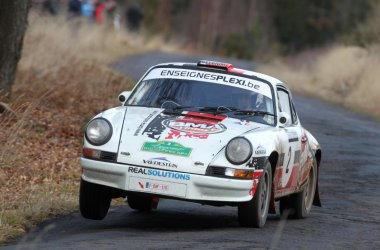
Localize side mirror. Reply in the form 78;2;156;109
118;91;131;104
279;112;291;127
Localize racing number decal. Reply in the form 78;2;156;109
285;146;292;174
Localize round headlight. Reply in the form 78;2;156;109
225;137;252;165
85;118;112;146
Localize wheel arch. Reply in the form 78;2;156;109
313;149;322;207
268;151;279;180
267;151;279;214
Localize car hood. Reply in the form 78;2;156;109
117;107;267;175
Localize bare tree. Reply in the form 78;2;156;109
0;0;31;94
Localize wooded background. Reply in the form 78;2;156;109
140;0;374;58
0;0;31;93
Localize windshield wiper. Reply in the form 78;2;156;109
198;107;275;117
231;109;276;117
162;106;195;115
198;106;233;115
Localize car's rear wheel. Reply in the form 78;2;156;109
280;157;317;219
238;161;272;228
79;179;111;220
127;193;154;211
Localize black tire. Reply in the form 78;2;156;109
79;179;111;220
280;157;317;219
238;161;272;228
127;193;153;211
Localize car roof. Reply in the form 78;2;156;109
152;61;285;89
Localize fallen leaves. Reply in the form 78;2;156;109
0;57;133;244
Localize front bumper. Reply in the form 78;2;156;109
81;157;254;203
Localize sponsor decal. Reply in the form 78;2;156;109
143;68;273;99
142;112;226;141
301;133;308;152
255;145;266;155
165;129;209;140
246;156;266;169
163;115;226;134
293;150;301;164
145;182;169;192
163;112;226;140
164;120;225;134
142;114;167;140
278;165;299;190
128;166;191;180
141;141;192;157
160;69;261;90
134;110;158;136
249;179;259;197
249;170;263;197
288;137;299;143
143;157;178;168
286;131;299;143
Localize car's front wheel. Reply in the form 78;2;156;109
127;193;154;211
280;156;317;219
79;179;111;220
238;161;272;228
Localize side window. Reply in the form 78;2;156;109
290;99;298;123
277;88;298;125
277;89;292;118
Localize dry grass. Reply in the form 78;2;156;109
0;11;151;243
257;45;380;119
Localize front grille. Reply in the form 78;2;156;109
206;166;226;177
100;151;117;162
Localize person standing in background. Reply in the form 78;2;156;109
126;2;143;33
68;0;81;19
81;0;95;21
105;0;120;31
94;1;105;24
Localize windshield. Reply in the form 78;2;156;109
126;68;275;125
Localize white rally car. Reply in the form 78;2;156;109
80;60;321;228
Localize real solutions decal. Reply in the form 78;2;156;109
128;166;190;180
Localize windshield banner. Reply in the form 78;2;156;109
143;68;272;98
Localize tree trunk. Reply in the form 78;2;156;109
0;0;31;94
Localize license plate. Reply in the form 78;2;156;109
128;176;187;198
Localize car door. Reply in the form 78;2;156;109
276;86;302;194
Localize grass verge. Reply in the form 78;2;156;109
0;12;146;244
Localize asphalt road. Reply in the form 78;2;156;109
3;51;380;250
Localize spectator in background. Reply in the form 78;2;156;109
105;0;120;31
94;1;106;24
126;2;143;33
68;0;81;18
81;0;95;20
